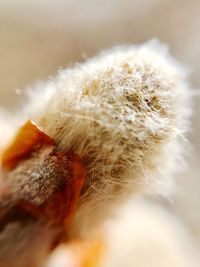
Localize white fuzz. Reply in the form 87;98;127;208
13;40;190;237
0;110;18;152
45;199;198;267
99;198;198;267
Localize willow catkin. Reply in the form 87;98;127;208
19;40;190;237
0;41;191;266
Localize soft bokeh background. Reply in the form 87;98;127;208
0;0;200;250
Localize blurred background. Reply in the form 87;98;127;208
0;0;199;251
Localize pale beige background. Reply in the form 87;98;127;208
0;0;199;248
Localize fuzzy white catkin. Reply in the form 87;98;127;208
0;41;192;267
15;40;190;237
98;198;198;267
45;199;199;267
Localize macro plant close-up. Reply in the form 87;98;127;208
0;1;200;267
